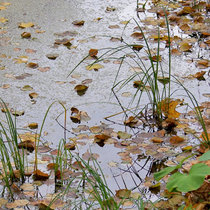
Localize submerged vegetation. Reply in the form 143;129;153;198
0;0;209;209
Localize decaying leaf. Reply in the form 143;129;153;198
94;134;110;147
179;42;192;52
18;22;34;28
157;76;170;85
21;85;33;91
27;62;39;69
170;136;185;144
124;116;138;127
151;137;164;143
72;20;85;26
46;53;59;60
115;189;131;199
74;84;88;96
19;132;40;142
29;92;39;99
64;143;76;150
82;150;99;160
18;140;35;152
5;199;29;208
131;32;143;39
160;99;181;119
33;169;49;181
11;110;24;116
86;63;104;71
0;17;8;23
193;71;206;81
117;131;132;139
14;56;28;64
89;49;98;57
196;59;209;69
28;122;38;129
21;32;31;38
132;44;143;51
151;55;162;62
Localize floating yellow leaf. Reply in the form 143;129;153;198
161;99;181;119
86;63;104;71
179;42;192;52
18;22;34;28
14;56;28;64
0;17;8;23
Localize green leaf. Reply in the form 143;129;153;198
166;163;210;192
199;150;210;161
154;166;177;181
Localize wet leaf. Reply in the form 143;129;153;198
19;132;40;142
117;131;132;139
132;44;144;51
179;42;192;52
21;85;33;91
54;38;72;48
82;150;99;160
151;137;164;143
5;199;29;208
170;136;185;144
86;63;104;71
18;22;34;28
37;67;50;72
89;126;102;134
33;169;49;181
20;183;34;191
109;25;120;29
64;143;76;150
124;116;138;127
15;73;32;80
46;53;59;60
197;59;209;69
25;48;37;53
18;140;35;152
115;189;131;199
0;17;8;23
72;20;85;26
179;24;190;31
133;80;144;88
27;62;39;69
161;99;181;119
89;49;98;57
131;32;143;39
21;32;31;38
151;55;162;62
11;110;24;116
193;71;206;81
29;92;38;99
157;76;170;85
1;84;10;89
28;122;38;129
171;48;182;56
106;7;116;12
94;134;110;147
14;56;28;63
74;84;88;96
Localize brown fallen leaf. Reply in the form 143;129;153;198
196;59;209;69
64;143;76;150
179;42;192;52
74;84;88;96
170;136;185;144
124;116;138;127
151;137;164;143
132;44;143;51
151;55;162;62
33;169;49;181
72;20;85;26
28;122;38;129
131;32;143;39
18;140;35;152
37;67;50;72
29;92;38;99
193;71;206;81
89;49;98;57
27;62;38;69
21;32;31;38
115;189;131;199
46;53;59;60
82;150;99;160
94;134;110;147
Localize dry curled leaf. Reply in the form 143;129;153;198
74;84;88;96
179;42;192;52
29;92;38;99
131;32;143;39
